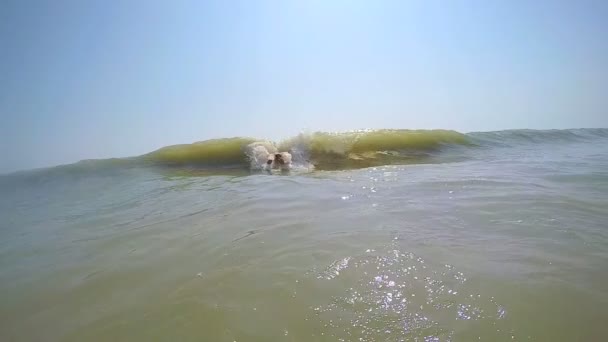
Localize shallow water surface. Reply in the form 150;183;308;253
1;129;607;341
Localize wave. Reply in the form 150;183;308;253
467;128;608;147
277;129;469;170
143;129;469;171
142;137;257;168
3;128;607;179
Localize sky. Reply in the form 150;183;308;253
1;0;607;173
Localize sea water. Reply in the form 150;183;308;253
0;129;607;341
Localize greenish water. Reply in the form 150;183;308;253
1;129;607;341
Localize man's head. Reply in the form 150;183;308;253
267;153;284;165
266;152;291;170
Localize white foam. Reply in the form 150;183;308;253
244;141;277;170
245;141;314;172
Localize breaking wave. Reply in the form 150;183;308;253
4;128;607;179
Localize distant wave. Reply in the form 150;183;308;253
467;128;608;147
3;128;607;179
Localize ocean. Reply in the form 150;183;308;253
1;128;607;341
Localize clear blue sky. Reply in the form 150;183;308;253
1;0;607;173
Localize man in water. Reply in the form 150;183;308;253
266;152;292;171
